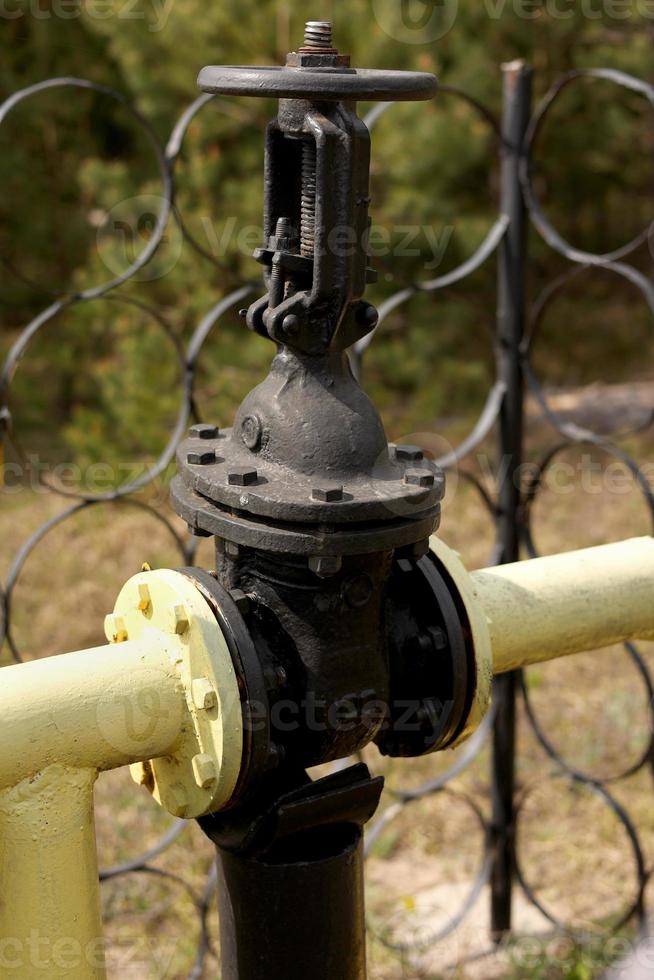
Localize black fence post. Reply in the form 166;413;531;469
490;59;533;941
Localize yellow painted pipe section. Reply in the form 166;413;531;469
0;765;105;979
470;537;654;673
0;637;184;790
0;567;244;978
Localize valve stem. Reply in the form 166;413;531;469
300;140;317;257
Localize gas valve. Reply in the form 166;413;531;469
3;26;654;980
169;23;493;815
166;23;476;810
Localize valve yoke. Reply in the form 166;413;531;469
198;36;436;356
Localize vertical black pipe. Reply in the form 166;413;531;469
490;60;532;941
216;823;368;980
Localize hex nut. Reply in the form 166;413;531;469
312;483;344;502
192;753;217;789
104;614;128;643
230;589;251;615
395;444;424;462
189;423;219;440
428;626;448;650
308;555;343;577
228;467;258;486
404;470;435;488
192;677;218;711
170;785;189;818
189;525;212;538
137;583;151;613
173;604;189;635
187;449;217;465
397;538;430;560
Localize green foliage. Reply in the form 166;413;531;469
2;0;654;468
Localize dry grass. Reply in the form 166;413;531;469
2;405;654;978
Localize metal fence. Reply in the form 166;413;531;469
2;59;654;976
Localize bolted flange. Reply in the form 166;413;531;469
108;568;244;818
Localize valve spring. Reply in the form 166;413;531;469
300;139;317;257
303;20;333;49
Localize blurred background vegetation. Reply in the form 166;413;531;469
2;0;654;479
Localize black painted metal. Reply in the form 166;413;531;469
490;60;532;941
169;33;476;841
202;764;383;980
176;31;443;567
2;41;654;980
216;829;367;980
197;67;436;103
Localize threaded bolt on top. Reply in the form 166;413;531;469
303;20;333;49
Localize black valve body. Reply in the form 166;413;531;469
170;33;476;813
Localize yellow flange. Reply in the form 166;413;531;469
429;535;654;746
429;535;493;747
109;569;243;818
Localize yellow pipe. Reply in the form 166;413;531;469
431;535;654;686
0;567;244;980
471;537;654;674
0;765;105;979
0;638;184;790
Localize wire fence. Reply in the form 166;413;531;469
2;60;654;977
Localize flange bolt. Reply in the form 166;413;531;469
189;423;219;440
394;444;424;462
312;484;344;502
228;467;259;486
404;470;435;488
187;449;216;465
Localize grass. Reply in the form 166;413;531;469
2;402;654;978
